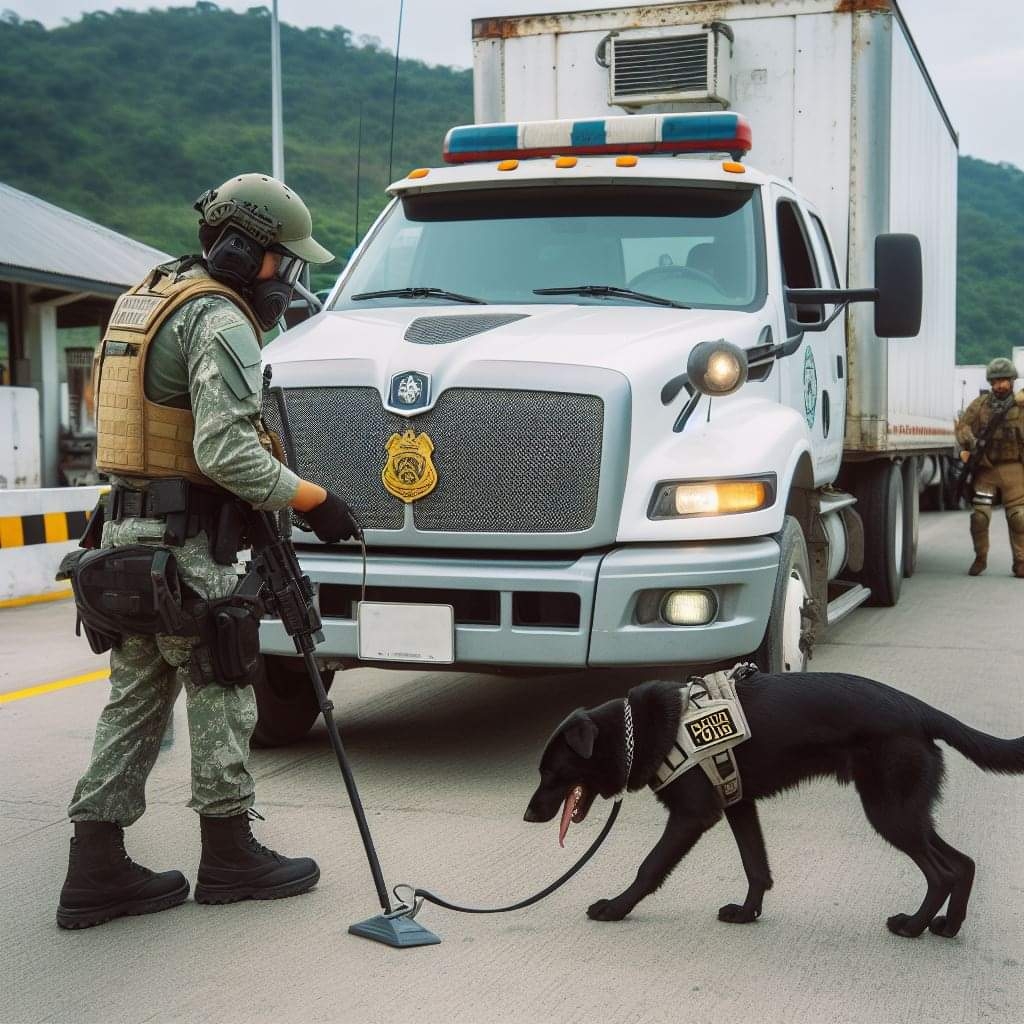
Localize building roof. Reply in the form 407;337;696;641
0;181;170;296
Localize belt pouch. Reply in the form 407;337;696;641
215;605;261;681
212;500;247;565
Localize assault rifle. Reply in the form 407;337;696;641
241;509;395;917
955;396;1016;505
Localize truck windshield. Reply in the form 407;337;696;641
332;184;766;312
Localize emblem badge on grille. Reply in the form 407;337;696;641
397;375;422;403
388;370;431;412
382;429;438;502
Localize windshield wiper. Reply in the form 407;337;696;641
351;286;487;305
533;285;690;309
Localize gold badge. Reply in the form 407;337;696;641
382;429;438;503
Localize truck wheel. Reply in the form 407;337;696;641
902;456;920;578
756;516;811;673
852;461;904;607
251;654;334;748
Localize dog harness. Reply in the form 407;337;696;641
650;663;755;806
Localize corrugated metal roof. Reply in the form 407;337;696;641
0;181;171;293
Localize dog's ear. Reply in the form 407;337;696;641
563;712;598;759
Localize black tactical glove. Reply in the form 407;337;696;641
301;490;362;543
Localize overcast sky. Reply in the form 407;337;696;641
10;0;1024;169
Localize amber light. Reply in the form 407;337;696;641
497;159;519;171
407;168;430;179
722;161;746;174
674;481;768;516
616;155;638;167
555;156;577;168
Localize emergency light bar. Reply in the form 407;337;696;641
442;112;752;164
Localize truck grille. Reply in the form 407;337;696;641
264;387;604;534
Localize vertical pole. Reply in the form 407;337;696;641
271;0;284;182
26;301;58;487
387;0;404;185
354;101;364;250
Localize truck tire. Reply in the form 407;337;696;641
755;516;811;674
852;461;904;607
251;654;334;748
902;456;920;578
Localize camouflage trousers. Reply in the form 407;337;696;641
970;461;1024;565
68;516;257;826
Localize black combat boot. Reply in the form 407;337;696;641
57;821;189;929
194;812;320;904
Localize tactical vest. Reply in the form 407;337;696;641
973;394;1023;466
94;262;262;486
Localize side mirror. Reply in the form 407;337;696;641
874;233;922;338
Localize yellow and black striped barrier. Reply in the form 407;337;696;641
0;508;91;549
0;486;106;607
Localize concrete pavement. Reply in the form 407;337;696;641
1;510;1021;1024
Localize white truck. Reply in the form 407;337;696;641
254;0;956;744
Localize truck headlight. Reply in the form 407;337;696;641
648;476;776;518
687;340;748;397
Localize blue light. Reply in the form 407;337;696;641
442;112;752;164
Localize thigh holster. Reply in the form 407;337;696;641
57;545;193;654
188;594;264;688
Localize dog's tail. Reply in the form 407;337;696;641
921;704;1024;775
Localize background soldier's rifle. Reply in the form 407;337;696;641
955;397;1015;505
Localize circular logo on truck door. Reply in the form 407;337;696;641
802;347;818;428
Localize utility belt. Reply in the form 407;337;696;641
108;478;247;566
57;544;262;690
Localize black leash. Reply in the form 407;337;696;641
392;799;621;917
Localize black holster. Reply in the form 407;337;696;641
56;545;194;655
188;595;264;688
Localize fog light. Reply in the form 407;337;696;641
660;590;717;626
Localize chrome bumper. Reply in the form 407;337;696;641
259;539;780;669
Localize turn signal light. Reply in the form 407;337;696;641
649;477;775;519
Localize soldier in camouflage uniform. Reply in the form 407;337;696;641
954;357;1024;577
58;175;360;929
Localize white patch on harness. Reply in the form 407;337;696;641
650;664;754;806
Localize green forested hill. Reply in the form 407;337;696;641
0;5;1020;361
0;5;472;289
955;157;1024;365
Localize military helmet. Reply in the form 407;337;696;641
986;357;1017;382
194;173;333;264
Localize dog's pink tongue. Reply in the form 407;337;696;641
559;786;583;848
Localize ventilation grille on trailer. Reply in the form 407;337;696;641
612;35;709;99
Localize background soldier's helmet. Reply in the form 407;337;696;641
193;173;334;264
985;357;1017;382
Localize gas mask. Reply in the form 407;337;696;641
248;251;305;332
204;227;305;331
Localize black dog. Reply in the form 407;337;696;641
524;671;1024;937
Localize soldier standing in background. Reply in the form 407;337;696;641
954;357;1024;577
57;174;360;929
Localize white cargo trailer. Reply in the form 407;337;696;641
256;0;957;744
473;0;958;455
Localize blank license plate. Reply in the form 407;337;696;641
356;602;455;664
